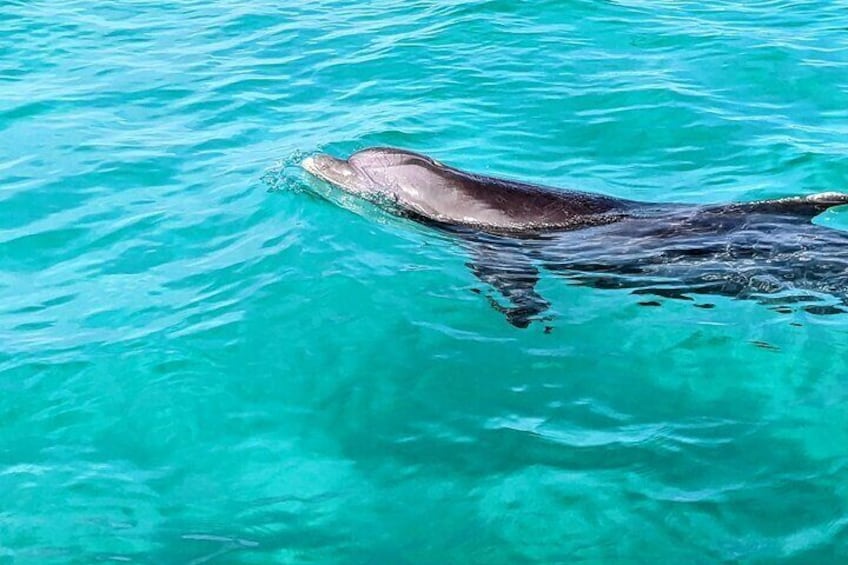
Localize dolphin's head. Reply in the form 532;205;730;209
301;147;454;211
301;152;379;197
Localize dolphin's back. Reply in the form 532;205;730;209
421;163;648;233
448;165;848;233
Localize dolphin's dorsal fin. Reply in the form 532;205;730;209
722;192;848;218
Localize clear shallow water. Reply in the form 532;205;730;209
2;0;848;562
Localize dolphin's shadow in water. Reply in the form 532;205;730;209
438;210;848;327
299;147;848;328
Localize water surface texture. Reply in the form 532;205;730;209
3;0;848;562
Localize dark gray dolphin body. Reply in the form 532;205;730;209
303;148;647;232
302;147;848;327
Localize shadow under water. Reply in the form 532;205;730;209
450;204;848;327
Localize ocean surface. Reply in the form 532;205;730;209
3;0;848;562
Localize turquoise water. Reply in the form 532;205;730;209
3;0;848;561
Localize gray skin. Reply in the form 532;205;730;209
302;147;848;327
302;148;644;233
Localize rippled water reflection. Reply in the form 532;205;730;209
2;0;848;562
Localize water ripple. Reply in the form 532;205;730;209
2;0;848;561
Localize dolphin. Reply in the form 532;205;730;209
302;147;848;327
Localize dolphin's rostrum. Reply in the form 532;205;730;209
303;147;848;327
